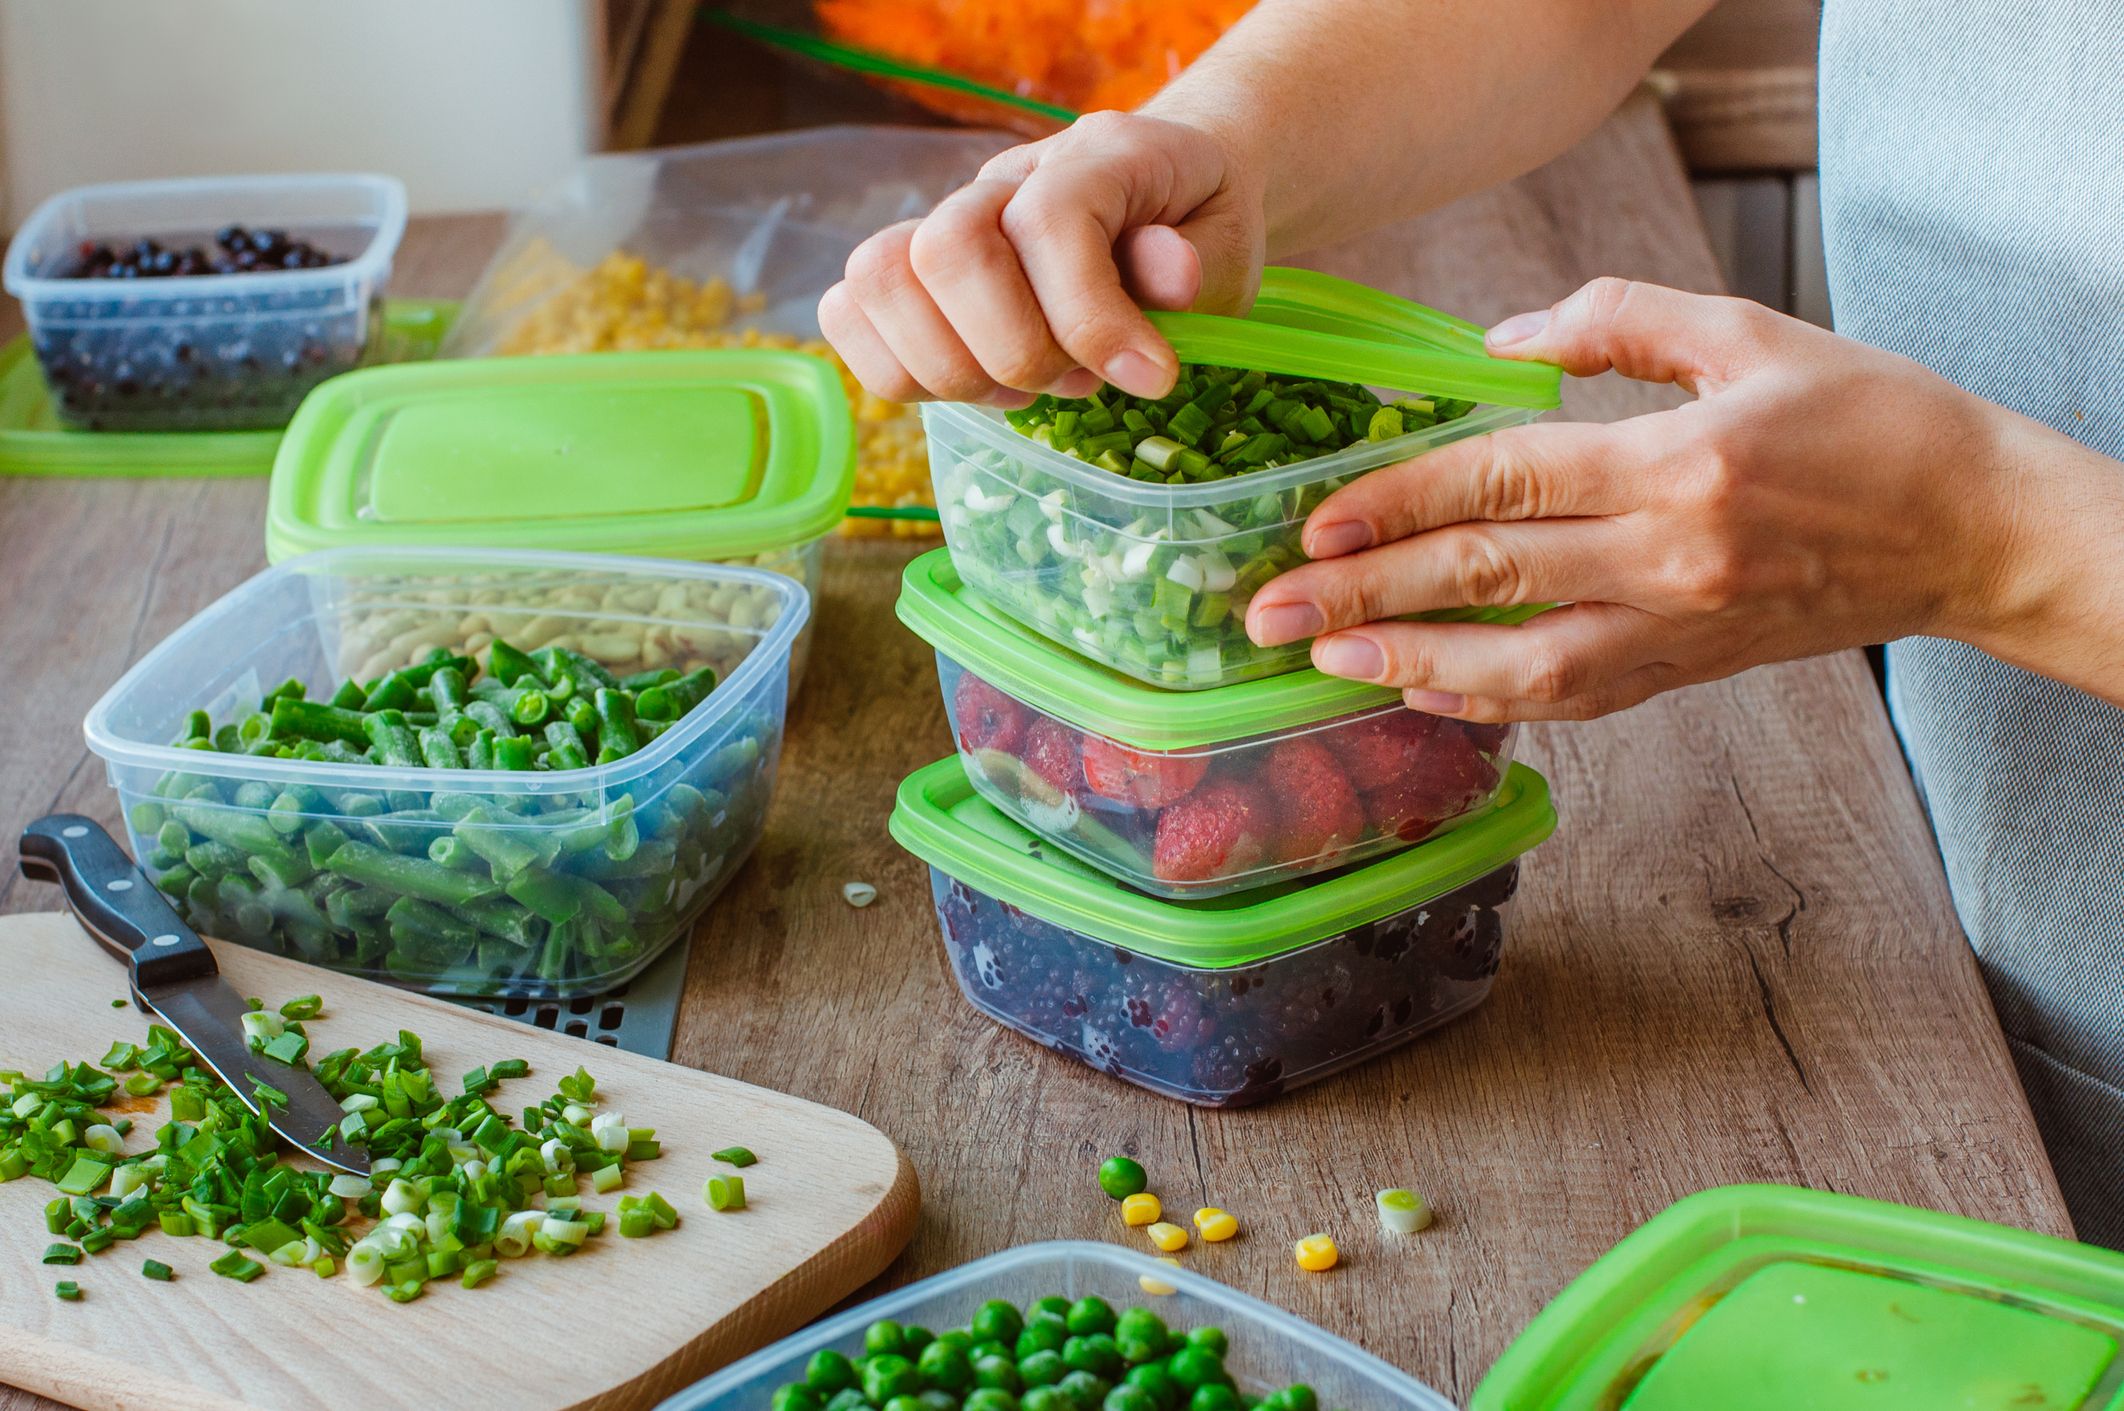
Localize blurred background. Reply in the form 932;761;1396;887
0;0;1824;322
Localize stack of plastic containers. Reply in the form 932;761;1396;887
890;269;1565;1106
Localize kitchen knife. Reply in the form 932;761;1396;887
18;814;369;1176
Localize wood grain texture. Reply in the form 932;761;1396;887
0;94;2066;1411
0;913;918;1411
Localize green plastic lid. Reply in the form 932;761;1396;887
265;348;854;563
0;299;454;479
889;754;1554;969
898;547;1408;748
1474;1185;2124;1411
1146;267;1562;410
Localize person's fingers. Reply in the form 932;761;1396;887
817;282;924;403
1410;656;1684;724
909;179;1084;395
1306;602;1676;704
1484;276;1787;394
843;220;1007;404
1248;519;1632;646
1297;421;1639;561
1114;225;1203;313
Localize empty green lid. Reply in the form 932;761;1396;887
1473;1185;2124;1411
265;349;854;563
890;754;1554;969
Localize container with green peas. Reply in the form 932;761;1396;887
653;1242;1456;1411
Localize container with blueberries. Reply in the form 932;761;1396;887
2;173;405;431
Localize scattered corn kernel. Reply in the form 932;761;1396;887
1122;1192;1163;1227
1294;1234;1340;1272
1376;1188;1434;1235
490;244;937;536
1193;1207;1240;1242
1146;1221;1190;1253
1139;1269;1177;1296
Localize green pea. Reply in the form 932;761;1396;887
808;1350;859;1394
1124;1364;1181;1411
972;1344;1013;1369
826;1392;871;1411
974;1355;1023;1393
973;1300;1026;1345
1277;1388;1317;1411
883;1396;926;1411
1023;1388;1069;1411
1018;1316;1069;1358
1031;1296;1073;1319
1066;1297;1118;1337
868;1321;910;1357
1020;1351;1067;1388
1114;1309;1168;1358
966;1392;1021;1411
1184;1329;1228;1357
773;1385;823;1411
1167;1349;1227;1391
920;1341;974;1392
865;1354;922;1404
937;1331;976;1353
918;1392;960;1411
905;1326;937;1356
1097;1156;1148;1200
1057;1371;1112;1411
1105;1388;1161;1411
1188;1388;1242;1411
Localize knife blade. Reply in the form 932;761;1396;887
19;814;369;1176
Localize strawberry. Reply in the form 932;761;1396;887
1360;727;1501;840
1460;719;1511;756
1152;779;1274;883
1264;737;1365;860
1332;709;1445;788
1081;736;1209;808
1020;718;1084;796
953;672;1028;754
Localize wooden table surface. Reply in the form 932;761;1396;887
0;93;2066;1410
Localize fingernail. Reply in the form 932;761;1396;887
1249;602;1322;647
1404;689;1466;715
1103;349;1171;398
1307;520;1372;559
1050;368;1103;398
1314;635;1384;681
1486;309;1550;349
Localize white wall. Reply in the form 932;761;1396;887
0;0;601;225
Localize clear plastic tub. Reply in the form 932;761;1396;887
656;1241;1455;1411
900;542;1516;898
891;756;1554;1107
83;547;808;1000
2;173;407;432
925;398;1542;689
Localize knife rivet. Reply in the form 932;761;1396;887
61;825;88;838
150;934;180;947
105;878;134;892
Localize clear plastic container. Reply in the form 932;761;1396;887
83;547;808;1000
925;398;1543;689
900;545;1517;898
657;1241;1455;1411
2;173;406;432
891;756;1554;1107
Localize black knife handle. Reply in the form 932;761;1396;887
19;815;217;988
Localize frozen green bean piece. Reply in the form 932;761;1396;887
592;689;641;764
270;697;370;747
324;839;501;907
636;666;718;722
485;639;544;687
418;727;465;771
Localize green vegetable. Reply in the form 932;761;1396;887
53;1280;81;1301
712;1145;758;1167
210;1250;264;1282
705;1174;746;1211
1096;1157;1146;1200
142;1258;174;1281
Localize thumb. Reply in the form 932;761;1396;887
1115;201;1263;317
1484;276;1769;394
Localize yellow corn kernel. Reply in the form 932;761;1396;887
1194;1208;1240;1243
1146;1221;1190;1253
1122;1193;1163;1227
1293;1234;1339;1272
1138;1269;1177;1296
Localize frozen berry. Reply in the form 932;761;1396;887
1080;738;1209;809
1333;709;1445;787
954;673;1029;754
1021;719;1083;796
1461;719;1511;755
1152;780;1274;883
1359;728;1500;839
1264;737;1365;861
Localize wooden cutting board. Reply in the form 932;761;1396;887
0;913;920;1411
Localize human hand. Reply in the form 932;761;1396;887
818;111;1265;407
1242;277;2038;722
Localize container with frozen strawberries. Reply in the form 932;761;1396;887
889;754;1555;1106
898;548;1517;898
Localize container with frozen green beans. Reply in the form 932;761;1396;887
83;546;808;1000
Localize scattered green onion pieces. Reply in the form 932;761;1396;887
42;1243;81;1265
712;1145;758;1168
142;1259;174;1282
211;1251;264;1282
706;1175;747;1211
54;1280;81;1301
278;995;324;1021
